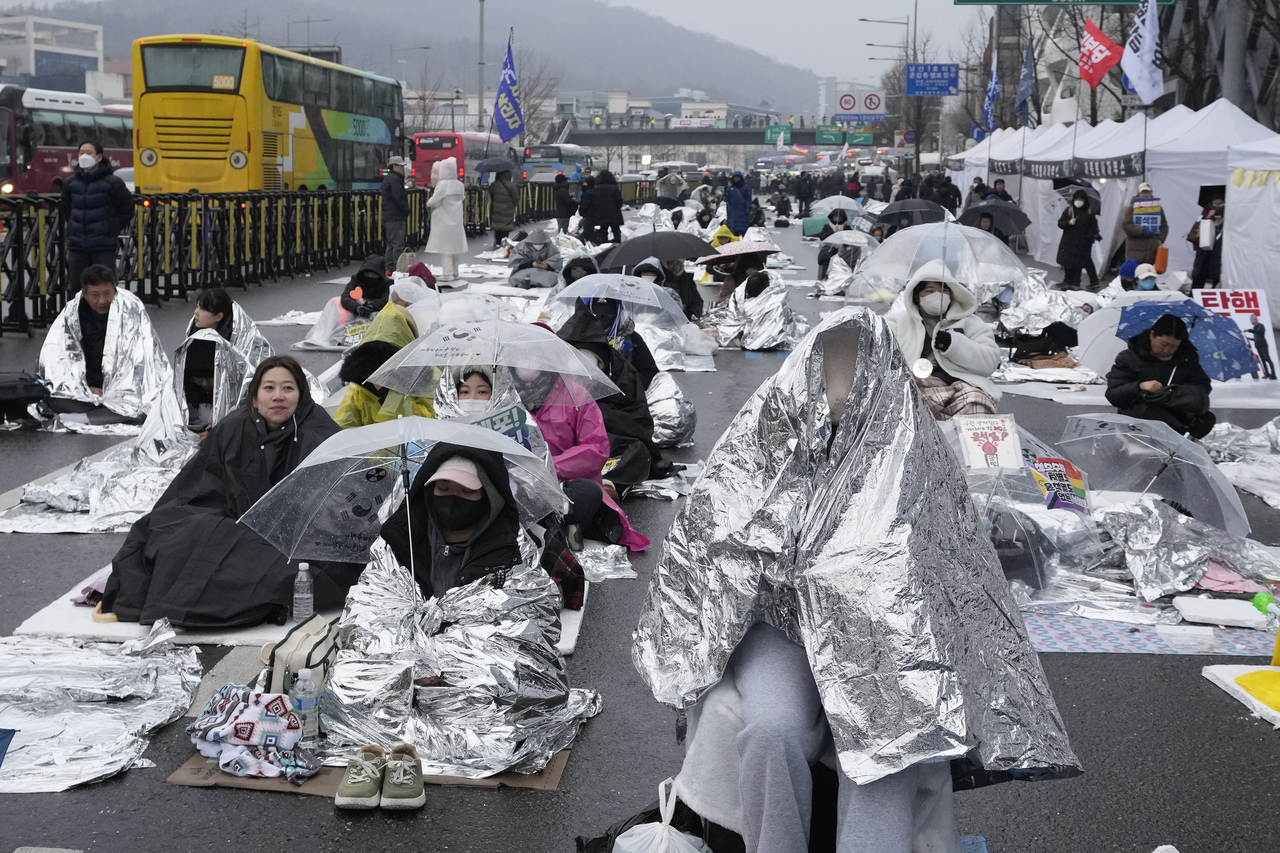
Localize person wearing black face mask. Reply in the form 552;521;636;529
379;445;525;599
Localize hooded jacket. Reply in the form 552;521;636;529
335;303;434;428
633;308;1080;788
656;171;687;200
885;260;1003;399
1056;202;1099;268
426;157;468;256
341;256;392;316
725;172;752;234
562;255;600;284
1105;329;1212;413
60;158;134;253
508;227;564;273
590;173;625;227
633;254;703;323
488;172;519;232
379;443;524;599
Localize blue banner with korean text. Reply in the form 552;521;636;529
493;37;524;142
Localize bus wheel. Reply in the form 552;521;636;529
50;180;63;193
298;184;308;191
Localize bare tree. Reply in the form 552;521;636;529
514;47;563;145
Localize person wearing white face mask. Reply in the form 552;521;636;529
1056;188;1100;291
885;259;1002;420
59;140;134;294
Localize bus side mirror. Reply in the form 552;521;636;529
18;125;31;161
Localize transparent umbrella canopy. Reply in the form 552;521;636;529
550;274;690;331
1057;413;1250;538
845;221;1032;303
811;196;873;218
368;320;621;406
821;230;881;250
239;417;566;565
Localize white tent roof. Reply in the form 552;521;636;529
1071;114;1148;162
1019;123;1075;161
1227;134;1280;170
955;128;1010;168
986;126;1034;162
1148;99;1274;170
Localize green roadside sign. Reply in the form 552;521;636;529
765;125;791;144
847;131;874;145
816;126;843;145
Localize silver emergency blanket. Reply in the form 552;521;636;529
37;287;172;434
320;541;601;777
0;620;202;793
813;254;858;299
647;371;696;448
634;322;719;372
578;544;638;581
1;311;274;534
997;269;1090;335
1095;497;1280;602
1202;416;1280;509
633;308;1080;786
704;272;809;351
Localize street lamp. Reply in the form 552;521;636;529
286;16;332;48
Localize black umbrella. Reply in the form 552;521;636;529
599;231;716;272
1054;181;1101;215
958;199;1032;236
879;199;949;227
475;157;516;174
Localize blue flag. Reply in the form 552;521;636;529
983;48;1000;132
1015;42;1036;127
493;38;524;143
0;728;15;769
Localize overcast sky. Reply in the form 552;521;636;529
599;0;983;84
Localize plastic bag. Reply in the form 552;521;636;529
614;779;710;853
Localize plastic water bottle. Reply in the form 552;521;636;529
290;667;321;740
292;562;314;623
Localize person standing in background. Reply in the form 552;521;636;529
1248;314;1277;381
1188;198;1224;288
60;140;133;292
488;168;519;248
1056;189;1100;291
553;174;578;236
425;157;467;282
1122;182;1169;266
379;156;410;271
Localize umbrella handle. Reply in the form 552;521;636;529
401;443;415;574
1139;455;1174;498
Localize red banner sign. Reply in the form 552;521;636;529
1080;19;1123;90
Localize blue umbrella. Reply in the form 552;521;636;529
1115;300;1255;381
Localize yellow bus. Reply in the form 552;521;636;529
132;35;404;193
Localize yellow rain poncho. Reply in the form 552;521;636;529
334;303;435;428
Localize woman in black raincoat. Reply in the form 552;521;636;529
1056;189;1100;291
103;357;361;627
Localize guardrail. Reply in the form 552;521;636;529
1;178;657;335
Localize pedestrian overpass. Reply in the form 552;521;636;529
561;127;833;147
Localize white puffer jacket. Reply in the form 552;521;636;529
885;259;1002;399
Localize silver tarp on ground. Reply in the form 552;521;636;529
997;270;1090;335
0;620;202;793
1;312;274;534
37;288;172;434
705;272;809;351
322;540;601;777
633;307;1080;786
647;371;696;448
1095;497;1280;601
1202;416;1280;509
577;544;638;581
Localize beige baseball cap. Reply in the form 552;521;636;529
426;456;481;490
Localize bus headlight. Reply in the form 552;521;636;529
1;183;12;194
139;148;158;167
229;151;247;169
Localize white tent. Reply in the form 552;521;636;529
1147;99;1275;276
983;126;1035;198
1223;136;1280;306
947;129;1009;190
1020;122;1104;267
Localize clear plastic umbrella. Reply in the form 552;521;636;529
811;196;872;218
368;320;621;406
239;417;566;566
550;274;690;330
844;221;1031;303
1057;413;1250;538
821;230;881;250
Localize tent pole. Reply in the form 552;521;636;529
1141;106;1149;182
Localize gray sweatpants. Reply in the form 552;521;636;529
732;623;920;853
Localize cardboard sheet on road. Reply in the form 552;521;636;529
14;575;587;656
168;749;571;795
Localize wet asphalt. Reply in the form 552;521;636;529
2;215;1279;853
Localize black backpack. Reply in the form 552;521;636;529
0;371;48;421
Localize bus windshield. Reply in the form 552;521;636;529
141;44;245;92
